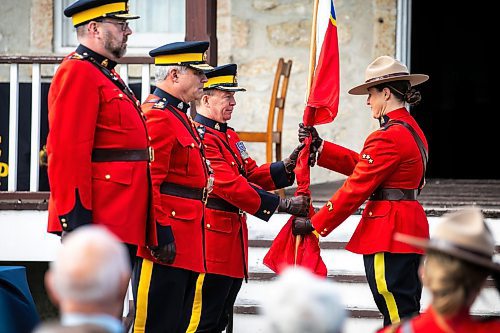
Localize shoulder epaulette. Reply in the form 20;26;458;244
151;99;167;110
379;122;396;131
69;53;87;60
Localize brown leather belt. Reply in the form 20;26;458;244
160;182;208;203
369;188;418;201
206;197;243;215
92;148;150;162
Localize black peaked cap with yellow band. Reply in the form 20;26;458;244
64;0;139;27
204;64;246;92
149;41;214;72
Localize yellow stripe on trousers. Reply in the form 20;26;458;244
185;273;206;333
374;253;400;323
133;259;154;333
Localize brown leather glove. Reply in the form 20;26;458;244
149;242;176;264
298;123;323;167
277;195;310;217
292;216;314;235
282;143;305;174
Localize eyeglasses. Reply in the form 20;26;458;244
98;20;129;32
189;68;206;77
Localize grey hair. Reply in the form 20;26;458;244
262;266;346;333
155;65;187;83
49;225;130;304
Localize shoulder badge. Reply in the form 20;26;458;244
236;141;250;159
361;153;374;164
197;125;206;140
70;53;85;60
152;99;167;110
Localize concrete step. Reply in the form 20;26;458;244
1;208;500;333
231;213;500;333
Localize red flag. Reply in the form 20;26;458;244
264;0;340;277
305;0;340;127
263;218;327;277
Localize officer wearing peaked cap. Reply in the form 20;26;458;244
46;0;157;280
149;41;214;72
64;0;140;27
191;64;309;332
132;41;215;333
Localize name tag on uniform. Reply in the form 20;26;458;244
236;141;249;159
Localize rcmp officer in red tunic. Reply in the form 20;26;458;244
47;0;158;267
132;41;215;333
293;56;430;326
192;64;310;332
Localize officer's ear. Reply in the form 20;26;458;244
87;21;99;35
383;87;391;100
202;94;210;107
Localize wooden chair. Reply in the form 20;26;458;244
237;58;293;198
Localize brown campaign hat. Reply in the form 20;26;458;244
395;207;500;272
348;55;429;95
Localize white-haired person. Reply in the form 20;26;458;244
261;266;346;333
33;225;131;333
378;207;500;333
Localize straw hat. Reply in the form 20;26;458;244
348;55;429;95
395;207;500;272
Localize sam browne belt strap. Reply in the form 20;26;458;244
160;182;208;203
206;197;243;214
91;148;150;162
369;188;418;201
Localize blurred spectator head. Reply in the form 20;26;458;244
45;225;130;314
396;206;500;315
261;266;346;333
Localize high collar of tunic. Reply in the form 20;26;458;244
76;44;117;70
194;113;228;133
153;88;191;113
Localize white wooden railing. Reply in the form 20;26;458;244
0;55;153;192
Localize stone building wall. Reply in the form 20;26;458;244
0;0;397;185
220;0;396;184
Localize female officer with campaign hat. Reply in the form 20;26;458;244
293;55;430;327
378;207;500;333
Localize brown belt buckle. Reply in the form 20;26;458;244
201;188;208;205
149;147;155;162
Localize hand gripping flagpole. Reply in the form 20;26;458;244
295;0;320;266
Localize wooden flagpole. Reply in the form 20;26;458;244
295;0;320;266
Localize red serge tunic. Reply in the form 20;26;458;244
311;108;429;254
47;45;156;246
194;114;292;278
376;306;500;333
136;89;210;273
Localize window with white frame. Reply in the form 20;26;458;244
54;0;186;55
